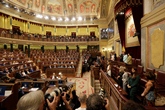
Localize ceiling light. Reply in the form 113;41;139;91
78;17;82;21
58;18;62;21
51;17;56;21
71;17;76;21
44;16;49;20
36;14;43;18
65;17;69;21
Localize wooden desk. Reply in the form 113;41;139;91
38;76;67;87
46;68;76;77
16;79;47;93
0;83;20;110
0;96;6;102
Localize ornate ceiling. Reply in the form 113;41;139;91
0;0;113;25
7;0;110;18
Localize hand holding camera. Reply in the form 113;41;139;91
46;94;60;110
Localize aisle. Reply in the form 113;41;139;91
75;55;83;78
68;71;94;97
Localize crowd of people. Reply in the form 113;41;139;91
16;87;147;110
16;87;111;110
108;50;157;107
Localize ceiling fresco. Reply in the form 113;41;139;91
7;0;109;18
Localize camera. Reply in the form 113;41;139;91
45;87;62;102
44;86;70;110
98;88;107;110
98;88;105;99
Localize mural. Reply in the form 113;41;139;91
27;0;33;9
41;0;46;13
79;0;97;13
8;0;108;17
35;0;40;7
47;0;62;14
125;15;140;47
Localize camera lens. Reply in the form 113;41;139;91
45;93;54;102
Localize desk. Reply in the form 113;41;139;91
46;68;76;77
0;96;6;110
0;96;6;102
0;83;20;110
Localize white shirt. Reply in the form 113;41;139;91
75;107;86;110
123;54;128;63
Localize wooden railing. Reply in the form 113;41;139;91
100;70;128;110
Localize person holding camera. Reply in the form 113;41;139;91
86;93;110;110
45;87;72;110
17;90;58;110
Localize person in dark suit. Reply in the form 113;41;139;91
69;90;80;110
29;67;34;73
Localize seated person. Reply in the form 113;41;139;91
15;71;26;79
51;73;56;79
29;67;34;72
141;72;156;106
3;68;9;74
49;65;52;69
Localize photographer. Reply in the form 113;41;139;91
86;93;110;110
45;87;72;110
17;90;57;110
69;90;80;110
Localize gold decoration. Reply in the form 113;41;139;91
151;28;164;68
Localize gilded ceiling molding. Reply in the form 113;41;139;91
114;0;143;16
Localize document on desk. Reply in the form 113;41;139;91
5;90;12;96
29;88;39;92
